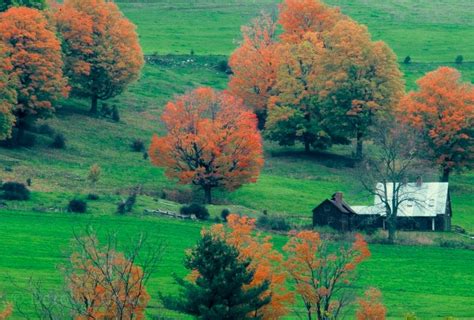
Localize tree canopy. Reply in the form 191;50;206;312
53;0;143;113
0;7;68;131
149;87;264;204
399;67;474;182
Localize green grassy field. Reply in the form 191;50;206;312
0;0;473;318
1;210;474;319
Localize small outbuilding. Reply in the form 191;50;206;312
312;192;358;232
312;182;452;232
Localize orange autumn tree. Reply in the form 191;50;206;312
278;0;343;43
53;0;144;113
149;88;264;204
65;231;161;320
0;43;16;140
228;13;280;128
210;214;293;319
0;294;12;320
399;67;474;182
265;32;331;152
0;7;68;134
356;288;386;320
283;231;370;320
317;19;404;159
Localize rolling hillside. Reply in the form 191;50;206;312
0;0;473;319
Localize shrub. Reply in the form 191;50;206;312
216;60;232;74
455;55;463;64
112;105;120;122
180;203;209;220
100;102;112;117
1;182;30;200
403;56;411;64
131;139;145;152
36;123;55;136
221;208;230;222
117;190;138;214
256;215;291;231
68;199;87;213
50;133;66;149
87;193;100;201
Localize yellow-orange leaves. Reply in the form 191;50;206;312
149;88;264;203
0;301;12;320
356;288;386;320
53;0;144;112
0;43;15;140
399;67;474;181
278;0;343;43
0;7;68;119
210;214;293;319
229;14;280;125
283;231;370;320
69;235;149;320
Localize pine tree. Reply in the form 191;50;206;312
163;234;271;319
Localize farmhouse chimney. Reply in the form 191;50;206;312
334;192;343;204
416;176;423;187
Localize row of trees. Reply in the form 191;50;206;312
163;214;376;320
0;217;384;320
150;0;472;203
229;0;404;158
0;0;143;143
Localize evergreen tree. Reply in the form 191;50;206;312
163;234;271;319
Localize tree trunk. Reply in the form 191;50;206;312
303;134;311;154
387;216;397;244
441;167;450;182
355;131;363;159
203;186;212;204
90;95;99;114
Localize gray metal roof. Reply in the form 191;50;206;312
353;182;449;217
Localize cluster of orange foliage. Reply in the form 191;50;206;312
52;0;144;113
278;0;342;43
68;235;149;319
0;43;15;140
0;7;68;123
228;14;279;126
399;67;474;181
210;214;293;319
195;214;373;320
229;0;403;156
149;88;264;203
283;230;370;320
356;288;387;320
0;300;12;320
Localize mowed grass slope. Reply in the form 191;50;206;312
1;210;474;319
117;0;474;89
0;0;473;319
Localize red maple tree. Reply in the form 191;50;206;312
0;7;68;130
53;0;144;113
399;67;474;181
149;88;264;203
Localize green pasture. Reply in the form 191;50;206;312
0;0;473;318
1;210;473;319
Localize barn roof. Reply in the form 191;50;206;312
353;182;450;217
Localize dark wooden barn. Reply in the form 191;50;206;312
312;192;357;231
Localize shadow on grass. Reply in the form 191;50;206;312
269;148;357;168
